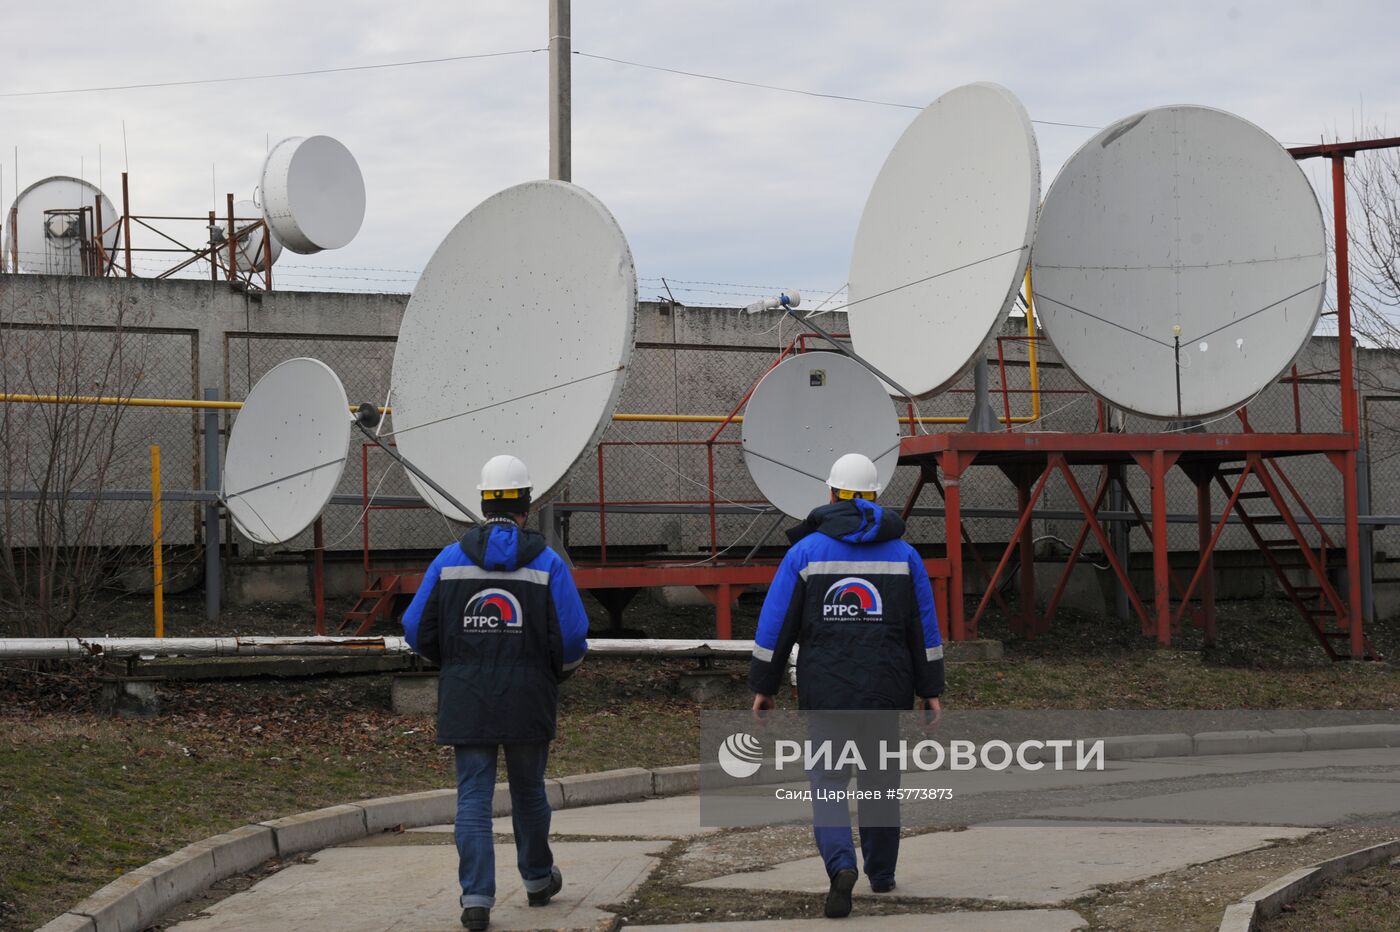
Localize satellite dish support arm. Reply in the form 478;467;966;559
352;408;478;526
779;305;922;403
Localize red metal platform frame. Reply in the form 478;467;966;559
336;135;1396;658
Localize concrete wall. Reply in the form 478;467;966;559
2;272;1395;607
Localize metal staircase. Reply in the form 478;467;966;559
1215;459;1377;660
340;575;408;635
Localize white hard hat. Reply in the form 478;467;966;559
826;453;880;494
477;454;532;492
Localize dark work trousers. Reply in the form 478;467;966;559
805;712;902;886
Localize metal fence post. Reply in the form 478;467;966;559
203;387;222;622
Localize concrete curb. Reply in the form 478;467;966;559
38;722;1400;932
1217;838;1400;931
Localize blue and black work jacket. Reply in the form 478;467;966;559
748;499;944;710
403;522;590;745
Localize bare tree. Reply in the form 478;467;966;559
0;275;154;638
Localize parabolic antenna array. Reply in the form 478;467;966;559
4;176;121;275
260;135;366;254
742;352;901;520
1032;105;1327;419
846;83;1040;398
389;180;636;523
222;358;352;544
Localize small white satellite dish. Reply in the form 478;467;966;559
224;198;282;272
741;352;901;520
389;180;636;523
3;176;120;275
1032;105;1326;419
847;83;1040;398
223;357;352;545
259;135;365;254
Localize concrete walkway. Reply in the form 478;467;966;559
168;747;1400;931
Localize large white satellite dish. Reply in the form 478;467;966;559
223;358;352;545
847;83;1040;398
1032;105;1326;420
225;199;282;272
389;180;636;523
259;135;365;254
3;176;120;275
741;352;901;520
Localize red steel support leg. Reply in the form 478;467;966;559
1150;451;1171;647
942;450;966;641
1042;472;1111;631
1342;450;1365;658
121;172;133;278
1331;156;1365;657
901;469;928;522
1017;476;1036;637
1053;456;1154;629
713;583;733;639
933;577;949;642
1195;476;1216;646
972;465;1053;629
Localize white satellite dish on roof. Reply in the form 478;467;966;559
259;135;365;254
1032;105;1326;420
4;175;120;275
223;358;352;545
847;83;1040;398
741;352;901;520
389;180;636;523
224;199;282;272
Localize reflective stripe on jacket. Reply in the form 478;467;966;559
403;522;589;744
748;499;943;710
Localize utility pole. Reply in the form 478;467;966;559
549;0;572;181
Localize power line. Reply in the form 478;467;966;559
0;49;544;98
574;51;1104;130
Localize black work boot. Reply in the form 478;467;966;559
460;905;489;930
824;868;858;918
527;865;563;906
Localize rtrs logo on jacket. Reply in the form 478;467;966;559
462;588;523;630
822;577;884;619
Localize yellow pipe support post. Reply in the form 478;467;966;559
151;444;164;638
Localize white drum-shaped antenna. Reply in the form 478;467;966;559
225;199;283;272
1032;105;1326;419
390;180;636;523
259;135;365;254
847;83;1040;398
4;176;121;275
741;352;902;520
223;358;352;545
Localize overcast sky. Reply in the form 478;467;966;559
2;1;1397;305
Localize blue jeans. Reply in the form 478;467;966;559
454;743;555;908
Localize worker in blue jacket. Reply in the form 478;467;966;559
402;454;590;932
749;452;944;919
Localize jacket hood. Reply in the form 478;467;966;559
786;498;906;545
459;522;548;571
